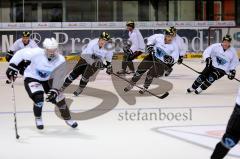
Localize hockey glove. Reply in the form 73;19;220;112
177;56;183;64
18;60;31;75
163;55;174;65
93;59;105;70
6;63;19;81
146;45;155;55
46;89;59;103
123;46;133;55
123;47;136;61
206;57;212;68
5;50;14;62
228;70;236;80
106;65;113;75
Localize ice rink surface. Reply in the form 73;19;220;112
0;60;239;159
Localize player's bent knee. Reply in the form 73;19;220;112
135;70;145;76
81;76;89;83
34;101;44;108
221;135;238;149
206;76;216;85
196;75;206;83
32;91;44;104
68;72;78;81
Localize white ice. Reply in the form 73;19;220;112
0;60;239;159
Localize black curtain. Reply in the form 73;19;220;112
236;0;240;25
206;0;214;20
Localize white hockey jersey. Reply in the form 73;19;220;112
81;38;113;64
172;34;186;56
147;34;179;63
9;47;65;82
128;29;145;52
9;38;38;52
203;43;239;73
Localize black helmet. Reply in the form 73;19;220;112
126;20;135;28
222;35;232;42
100;32;110;41
22;31;30;37
164;28;175;36
170;26;177;34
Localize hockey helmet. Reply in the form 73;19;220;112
164;28;175;36
22;31;30;37
43;38;59;60
100;32;111;41
126;20;135;28
170;26;177;36
222;35;232;42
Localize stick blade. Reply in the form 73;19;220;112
16;135;20;139
158;92;169;99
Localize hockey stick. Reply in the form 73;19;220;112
11;80;20;139
112;72;169;99
232;77;240;82
181;62;201;74
181;62;240;82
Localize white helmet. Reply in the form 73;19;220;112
43;38;58;49
43;38;59;60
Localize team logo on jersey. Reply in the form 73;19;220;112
216;56;227;65
156;47;167;58
36;69;51;78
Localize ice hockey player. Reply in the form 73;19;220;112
6;38;78;130
60;32;113;96
116;20;145;75
211;88;240;159
164;26;187;76
5;31;38;75
124;28;179;94
187;35;239;94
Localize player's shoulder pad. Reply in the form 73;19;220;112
149;33;163;39
19;47;40;53
29;47;46;57
229;46;237;54
85;38;98;50
58;53;65;62
32;47;45;53
158;34;165;39
88;38;99;45
15;38;23;44
131;29;138;34
176;34;184;40
14;47;43;60
210;43;221;48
